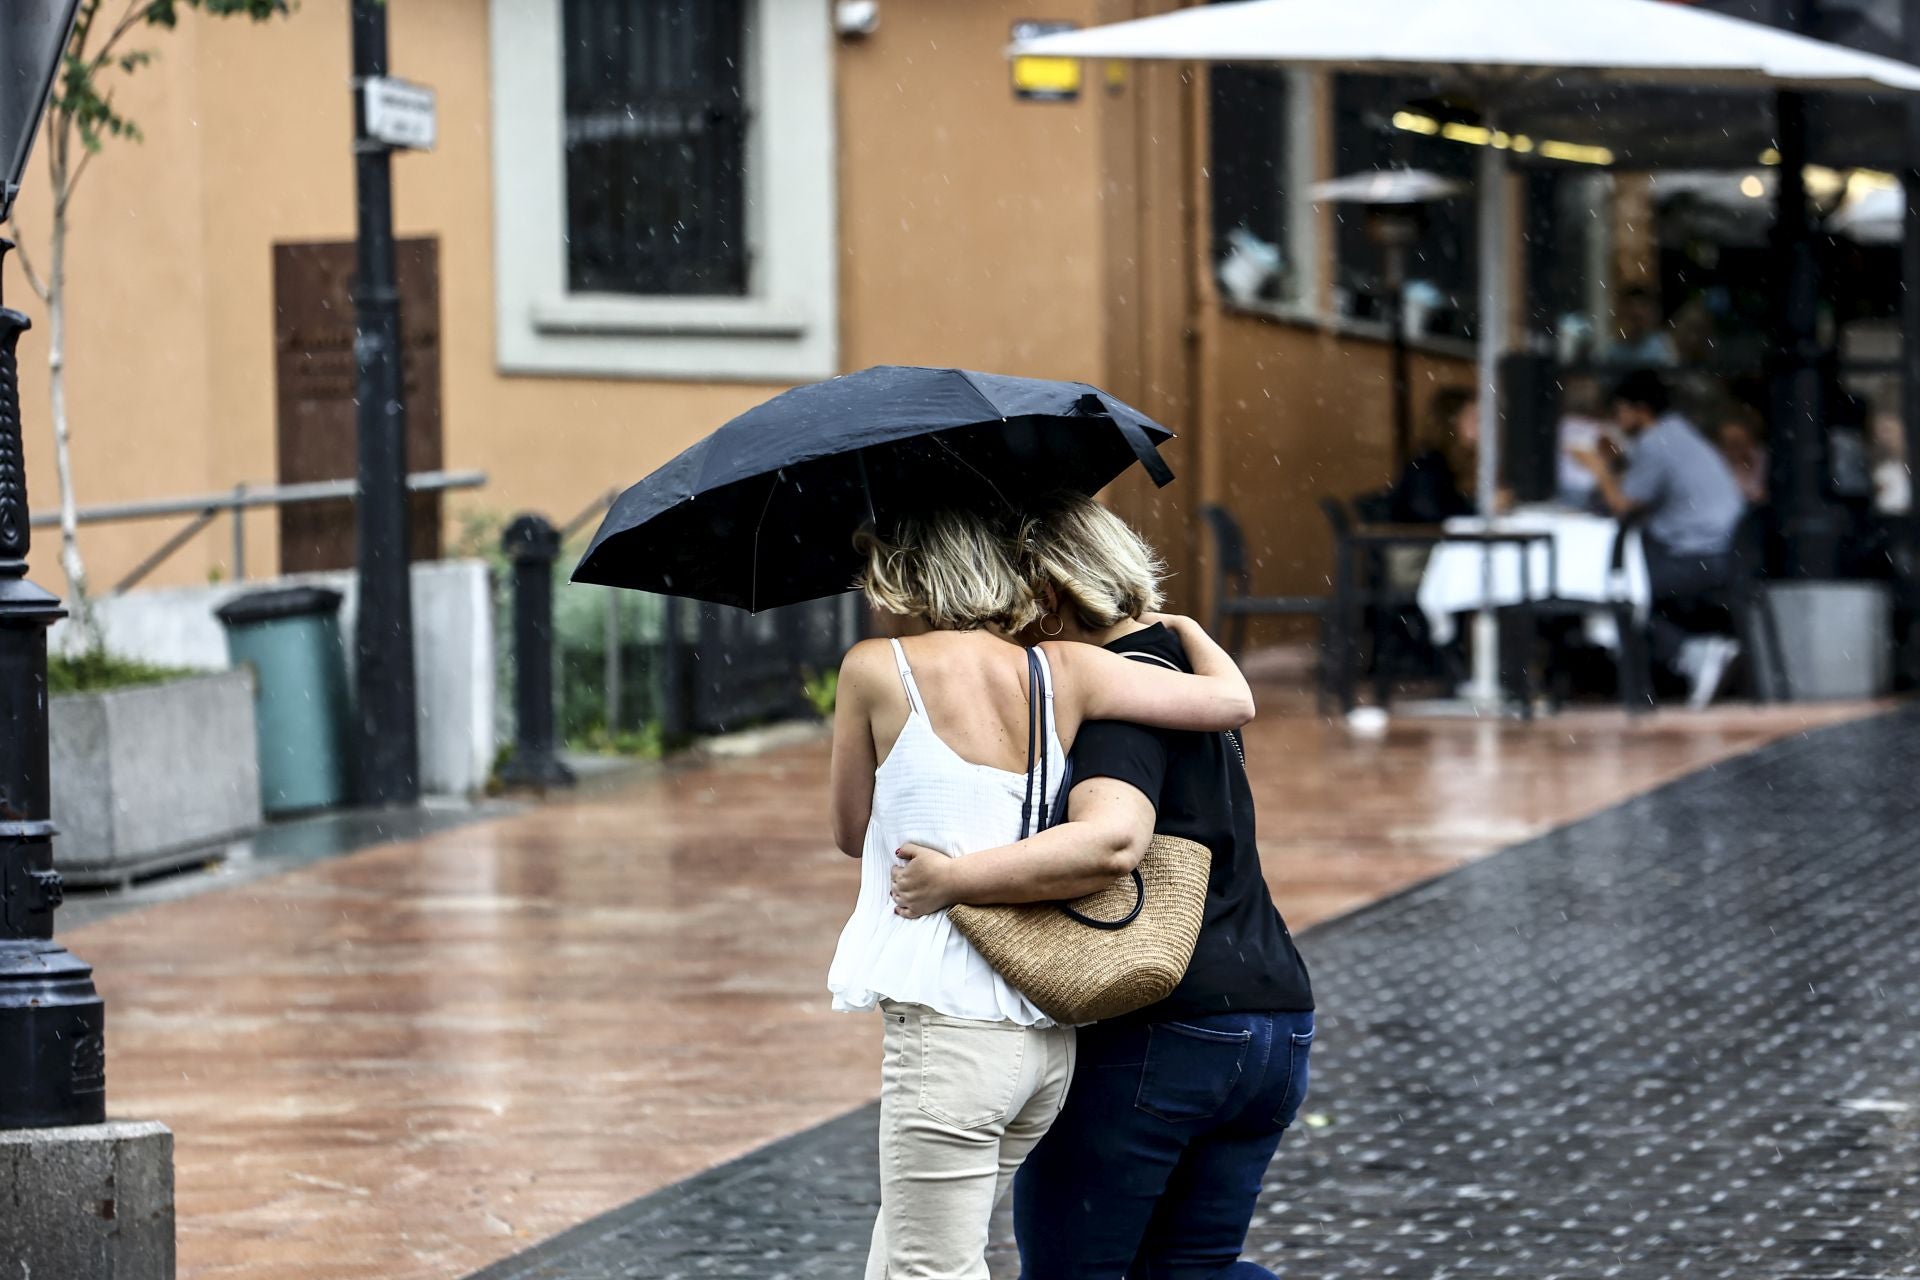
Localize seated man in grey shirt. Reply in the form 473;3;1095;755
1574;371;1748;708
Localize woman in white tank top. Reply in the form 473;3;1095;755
826;508;1256;1278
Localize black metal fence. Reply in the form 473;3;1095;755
557;588;863;744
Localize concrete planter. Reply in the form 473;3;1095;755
51;560;498;796
49;670;264;888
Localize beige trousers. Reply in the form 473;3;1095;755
865;1002;1077;1279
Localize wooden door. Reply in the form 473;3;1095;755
273;239;443;573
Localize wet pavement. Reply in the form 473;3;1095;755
59;679;1876;1280
471;705;1920;1279
60;800;523;929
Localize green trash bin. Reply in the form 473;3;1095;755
216;586;350;815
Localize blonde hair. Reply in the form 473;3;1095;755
1017;494;1165;630
856;509;1040;633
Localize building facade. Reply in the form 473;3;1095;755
10;0;1540;637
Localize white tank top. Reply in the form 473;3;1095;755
827;638;1067;1026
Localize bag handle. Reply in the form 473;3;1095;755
1032;643;1149;931
1019;648;1042;840
1061;871;1146;930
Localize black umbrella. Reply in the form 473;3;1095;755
570;366;1176;611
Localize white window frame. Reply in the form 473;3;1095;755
489;0;838;381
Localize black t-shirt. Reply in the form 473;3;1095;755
1070;625;1313;1023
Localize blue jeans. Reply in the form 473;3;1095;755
1014;1010;1315;1280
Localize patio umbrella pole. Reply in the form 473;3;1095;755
1466;117;1509;709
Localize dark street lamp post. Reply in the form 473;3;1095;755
1371;208;1426;476
0;0;108;1131
349;0;421;806
1311;170;1466;476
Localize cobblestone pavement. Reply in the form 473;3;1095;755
472;706;1920;1280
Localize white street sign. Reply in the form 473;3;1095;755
362;76;437;151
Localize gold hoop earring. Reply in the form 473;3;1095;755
1039;612;1064;638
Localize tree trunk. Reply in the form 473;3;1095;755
47;165;95;648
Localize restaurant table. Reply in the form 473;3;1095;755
1329;520;1554;713
1417;509;1651;652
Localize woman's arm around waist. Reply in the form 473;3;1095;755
889;778;1156;917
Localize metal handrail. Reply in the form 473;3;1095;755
28;469;487;527
27;470;488;596
560;485;621;542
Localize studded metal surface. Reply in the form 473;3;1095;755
472;709;1920;1279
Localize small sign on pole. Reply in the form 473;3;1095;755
362;76;437;151
1011;21;1080;102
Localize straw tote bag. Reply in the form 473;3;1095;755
947;649;1211;1025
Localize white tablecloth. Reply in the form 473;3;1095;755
1416;510;1650;648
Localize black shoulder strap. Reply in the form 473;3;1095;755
1020;648;1041;840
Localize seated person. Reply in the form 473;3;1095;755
1573;371;1748;708
1389;386;1477;524
1555;376;1614;506
1716;403;1769;507
1873;409;1912;514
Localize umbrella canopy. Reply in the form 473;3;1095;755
1009;0;1920;93
571;366;1176;612
1310;169;1466;206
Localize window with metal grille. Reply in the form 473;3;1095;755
562;0;749;297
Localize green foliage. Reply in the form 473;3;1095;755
55;0;294;157
571;722;666;760
48;651;199;695
448;506;512;570
801;667;838;719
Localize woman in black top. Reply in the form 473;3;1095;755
889;494;1313;1279
1389;385;1478;523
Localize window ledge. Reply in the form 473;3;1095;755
1222;298;1478;362
531;295;811;339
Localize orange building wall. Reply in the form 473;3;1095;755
1209;313;1472;623
6;0;1120;596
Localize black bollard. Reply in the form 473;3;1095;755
499;515;575;789
0;240;107;1129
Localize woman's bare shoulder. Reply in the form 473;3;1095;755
838;637;897;690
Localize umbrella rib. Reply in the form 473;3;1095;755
929;433;1016;514
749;472;782;615
953;368;1011;424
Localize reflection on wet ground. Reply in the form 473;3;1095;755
477;704;1920;1279
61;801;523;929
62;672;1876;1279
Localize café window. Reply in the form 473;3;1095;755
1210;68;1303;306
1331;74;1479;341
563;0;748;297
490;0;837;380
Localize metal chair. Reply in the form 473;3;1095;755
1534;513;1657;714
1203;504;1330;663
1318;496;1463;712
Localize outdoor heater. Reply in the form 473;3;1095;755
0;0;108;1129
1311;169;1465;475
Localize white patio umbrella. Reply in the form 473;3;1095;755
1829;183;1906;244
1013;0;1920;706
